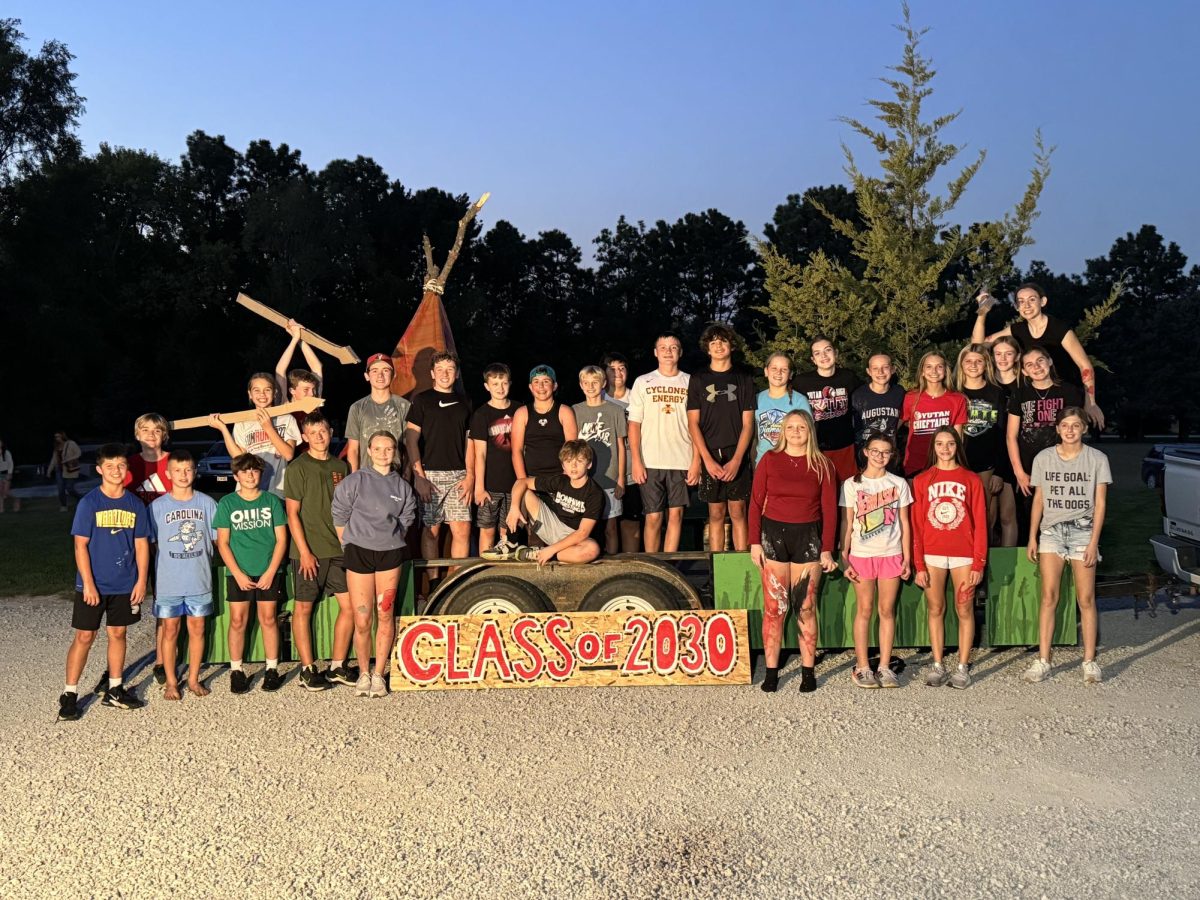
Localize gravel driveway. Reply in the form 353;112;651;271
2;595;1198;899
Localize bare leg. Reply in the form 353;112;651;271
728;500;749;552
331;592;353;664
480;526;498;554
604;518;620;555
1037;553;1066;663
620;519;642;553
949;566;975;667
924;567;948;664
852;577;877;672
876;576;901;669
65;629;97;685
256;600;280;661
348;570;375;672
448;521;472;575
105;625;127;680
789;563;820;668
707;502;727;552
291;600;315;667
372;569;400;676
227;602;250;664
760;560;791;668
663;506;684;552
643;512;664;553
556;540;601;564
161;617;182;700
998;484;1017;548
1070;558;1099;662
185;616;209;695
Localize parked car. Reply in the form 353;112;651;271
1142;443;1200;489
196;437;349;491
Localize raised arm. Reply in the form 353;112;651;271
1061;329;1105;430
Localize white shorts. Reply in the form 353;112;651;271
603;487;623;519
923;555;973;571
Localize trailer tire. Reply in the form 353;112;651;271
439;575;556;616
578;574;688;613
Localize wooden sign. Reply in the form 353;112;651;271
391;609;750;691
169;397;324;431
235;293;360;365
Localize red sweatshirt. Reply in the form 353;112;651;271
912;465;988;573
901;390;968;475
749;450;838;552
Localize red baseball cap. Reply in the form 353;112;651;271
365;353;394;372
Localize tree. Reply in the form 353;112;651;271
755;5;1052;378
762;185;863;275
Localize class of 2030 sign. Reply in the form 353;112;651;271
391;609;751;690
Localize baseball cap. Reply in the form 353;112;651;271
529;364;557;383
365;353;394;372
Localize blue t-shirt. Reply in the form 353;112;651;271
71;488;151;593
755;389;813;461
150;492;219;597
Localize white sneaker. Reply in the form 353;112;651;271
924;662;949;687
1023;658;1052;683
1082;660;1103;684
369;674;388;698
355;672;371;696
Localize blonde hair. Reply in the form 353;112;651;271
914;351;949;394
133;412;169;442
578;365;606;383
953;343;997;391
770;409;832;483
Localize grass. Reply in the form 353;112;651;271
1095;440;1160;578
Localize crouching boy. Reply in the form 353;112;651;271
504;440;603;565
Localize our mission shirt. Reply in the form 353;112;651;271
214;490;285;576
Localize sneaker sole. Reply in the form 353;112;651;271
368;691;388;699
57;710;81;721
299;681;328;692
101;699;143;710
853;680;879;689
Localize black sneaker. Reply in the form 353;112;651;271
57;692;81;721
153;664;167;685
298;666;329;692
93;672;110;699
261;668;284;692
101;685;145;710
326;666;355;686
230;669;250;694
347;664;361;682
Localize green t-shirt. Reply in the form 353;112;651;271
214;490;285;577
284;452;349;560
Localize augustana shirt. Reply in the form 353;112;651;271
911;466;988;573
150;493;218;596
72;488;151;593
1030;444;1112;531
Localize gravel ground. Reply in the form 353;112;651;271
2;595;1198;900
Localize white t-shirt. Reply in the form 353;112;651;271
839;472;913;558
627;370;692;470
233;414;300;497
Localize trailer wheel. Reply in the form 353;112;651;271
579;574;688;613
439;575;556;616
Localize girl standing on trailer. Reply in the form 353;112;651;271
954;345;1007;537
1023;407;1111;684
900;351;967;477
754;352;811;462
912;427;988;689
989;336;1022;546
840;433;912;688
749;410;837;694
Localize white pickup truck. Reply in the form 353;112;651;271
1150;447;1200;585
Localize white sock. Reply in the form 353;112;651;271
109;677;122;689
64;683;77;694
266;659;278;670
230;660;243;672
332;659;344;670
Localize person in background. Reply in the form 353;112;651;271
0;437;18;513
988;335;1023;547
48;430;83;512
603;351;642;552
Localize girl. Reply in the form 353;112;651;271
840;433;912;688
900;351;967;477
1024;408;1111;684
989;336;1022;546
749;410;837;693
0;438;17;513
912;427;988;689
332;431;418;699
755;353;811;462
954;345;1007;536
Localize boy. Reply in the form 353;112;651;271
58;444;150;720
603;351;641;552
346;353;411;473
628;333;700;552
792;336;862;483
686;324;755;552
851;353;906;467
573;365;627;554
275;318;324;426
511;365;578;480
285;411;355;690
214;453;288;693
149;450;218;700
126;412;172;685
210;372;299;498
406;351;475;565
504;441;603;565
470;363;517;554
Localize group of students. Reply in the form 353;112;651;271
56;283;1113;719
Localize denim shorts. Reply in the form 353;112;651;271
1039;517;1099;562
154;593;214;619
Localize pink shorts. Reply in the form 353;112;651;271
846;553;904;580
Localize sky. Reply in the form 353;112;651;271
10;1;1199;275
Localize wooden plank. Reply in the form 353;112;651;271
169;396;324;431
235;292;360;365
391;609;750;691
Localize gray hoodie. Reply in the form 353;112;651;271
331;467;417;552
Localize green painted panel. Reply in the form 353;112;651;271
985;549;1077;646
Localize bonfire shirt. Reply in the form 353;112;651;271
572;400;627;490
534;473;604;531
126;455;172;506
470;403;516;493
232;414;300;498
839;472;912;558
1030;444;1112;531
792;370;861;451
901;390;969;476
149;493;218;597
628;370;693;470
755;390;811;462
522;400;567;477
961;383;1007;474
1011;315;1082;389
1008;382;1083;471
72;488;151;594
408;390;473;471
284;453;349;560
345;394;412;453
214;490;285;577
852;383;906;446
686;366;756;449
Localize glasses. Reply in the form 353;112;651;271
866;448;893;458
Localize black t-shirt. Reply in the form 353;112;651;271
470;403;516;493
1007;381;1083;470
851;383;906;446
686;366;756;449
792;369;862;451
1011;315;1082;388
534;473;604;531
961;383;1007;473
523;400;567;477
408;390;473;470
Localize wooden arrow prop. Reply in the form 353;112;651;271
235;293;360;365
170;397;325;431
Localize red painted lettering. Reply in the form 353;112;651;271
544;616;576;680
444;623;471;682
705;613;737;676
574;631;602;665
510;617;545;681
677;613;706;675
397;620;445;685
602;632;622;663
470;620;514;681
621;615;652;674
652;616;678;675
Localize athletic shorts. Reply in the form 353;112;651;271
72;592;141;631
476;491;512;530
421;469;472;525
603;487;623;519
759;517;822;564
640;468;689;514
846;553;904;580
621;483;643;521
698;446;751;504
923;555;973;571
226;571;286;604
293;557;348;602
824;445;858;484
1039;517;1099;562
344;543;404;574
154;593;214;619
525;496;576;545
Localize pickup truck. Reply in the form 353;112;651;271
1149;447;1200;586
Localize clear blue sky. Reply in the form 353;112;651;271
11;1;1199;274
